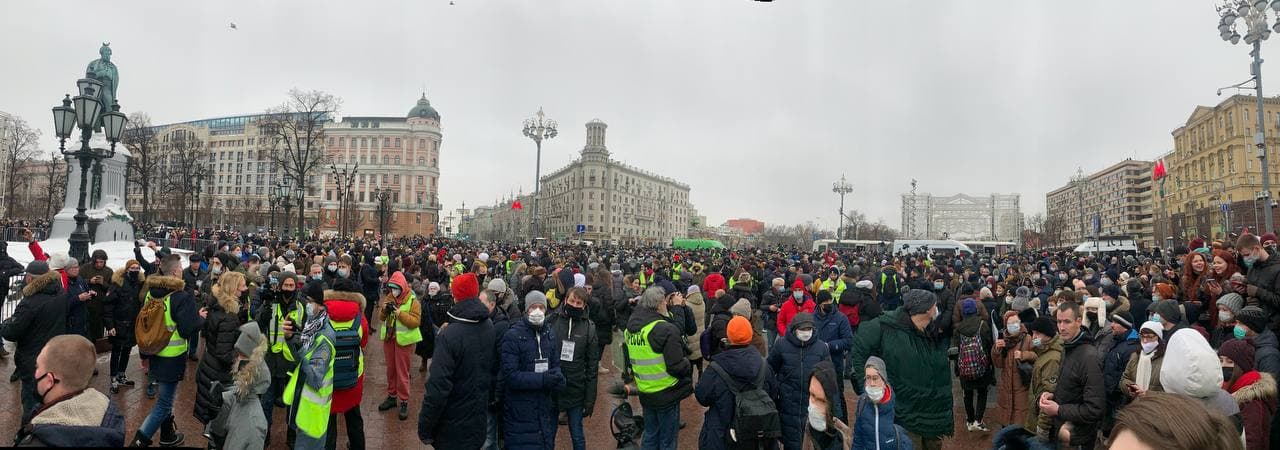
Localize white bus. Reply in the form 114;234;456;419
1073;237;1137;254
811;239;888;253
891;239;974;257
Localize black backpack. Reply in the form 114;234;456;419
708;360;781;449
332;313;363;390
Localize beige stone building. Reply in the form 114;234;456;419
1045;158;1154;249
124;94;443;236
1159;95;1280;245
316;94;443;238
536;119;695;245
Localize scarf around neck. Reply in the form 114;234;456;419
301;307;328;350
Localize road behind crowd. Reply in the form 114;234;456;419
0;335;998;449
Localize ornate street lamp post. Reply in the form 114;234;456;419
1217;0;1280;233
522;108;557;241
51;79;126;262
330;162;358;237
375;187;393;238
832;174;853;243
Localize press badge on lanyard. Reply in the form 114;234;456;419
534;333;549;373
560;319;576;362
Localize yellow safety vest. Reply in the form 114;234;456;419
670;263;683;281
284;333;335;439
639;273;653;290
821;279;846;298
270;301;304;362
148;293;188;358
380;293;423;346
625;320;678;394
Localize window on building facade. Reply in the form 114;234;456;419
395;138;401;147
382;174;388;184
384;138;390;147
394;174;400;183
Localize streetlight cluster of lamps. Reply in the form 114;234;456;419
51;78;127;262
523;108;557;240
330;162;359;237
268;179;304;238
1217;0;1280;233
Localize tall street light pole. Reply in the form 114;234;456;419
375;187;392;238
51;80;127;263
523;108;557;241
1218;0;1280;233
832;174;852;243
330;162;358;237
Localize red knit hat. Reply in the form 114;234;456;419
451;273;480;301
791;278;806;292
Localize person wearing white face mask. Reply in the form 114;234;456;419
805;361;852;450
775;279;814;337
282;280;336;450
499;289;564;449
850;356;912;450
1121;322;1166;401
1212;293;1246;349
849;289;951;450
767;311;831;450
992;309;1036;430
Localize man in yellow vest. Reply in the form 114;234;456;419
130;255;204;447
255;270;302;448
623;283;693;450
283;282;337;450
377;270;422;421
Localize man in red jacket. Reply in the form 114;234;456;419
777;278;815;336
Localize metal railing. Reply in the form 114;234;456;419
2;227;49;242
2;275;26;323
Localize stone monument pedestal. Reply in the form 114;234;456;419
50;138;133;244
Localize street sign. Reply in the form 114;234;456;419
1221;203;1229;214
576;224;586;234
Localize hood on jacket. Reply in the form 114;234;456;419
324;289;366;322
232;339;271;401
686;292;704;307
1232;372;1277;404
448;298;491;324
22;271;62;297
111;267;145;287
1161;328;1224;399
387;271;410;301
1254;329;1280;349
703;273;727;298
26;389;124;447
141;274;185;301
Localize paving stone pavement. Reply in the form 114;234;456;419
0;338;999;449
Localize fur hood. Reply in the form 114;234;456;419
140;275;185;301
1233;372;1278;404
231;340;270;402
111;267;145;287
324;289;366;312
210;283;241;315
22;271;62;297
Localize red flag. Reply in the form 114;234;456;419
1152;160;1166;181
512;200;523;210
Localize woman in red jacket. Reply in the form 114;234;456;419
322;279;370;450
777;278;815;336
1220;339;1277;450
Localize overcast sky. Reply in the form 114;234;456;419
0;1;1262;231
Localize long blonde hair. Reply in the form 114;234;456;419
212;271;246;315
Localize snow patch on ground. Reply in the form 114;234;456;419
8;239;192;271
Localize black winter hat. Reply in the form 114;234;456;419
1238;306;1269;334
1029;316;1057;338
1016;308;1038;327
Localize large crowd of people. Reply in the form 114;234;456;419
0;225;1276;449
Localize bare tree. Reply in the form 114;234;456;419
258;89;340;233
122;112;162;223
160;129;209;224
1043;214;1067;249
1;116;40;217
43;151;68;220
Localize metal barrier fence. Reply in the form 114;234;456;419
1;227;49;242
2;275;26;323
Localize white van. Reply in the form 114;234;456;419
891;239;974;257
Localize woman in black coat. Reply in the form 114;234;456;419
104;263;146;392
193;272;246;424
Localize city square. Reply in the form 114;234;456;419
1;1;1280;449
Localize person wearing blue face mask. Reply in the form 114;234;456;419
1234;306;1280;382
1237;234;1280;338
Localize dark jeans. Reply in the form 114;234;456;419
640;403;680;450
261;376;295;446
963;386;989;422
19;372;36;427
565;406;586;450
325;405;365;450
110;343;132;376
